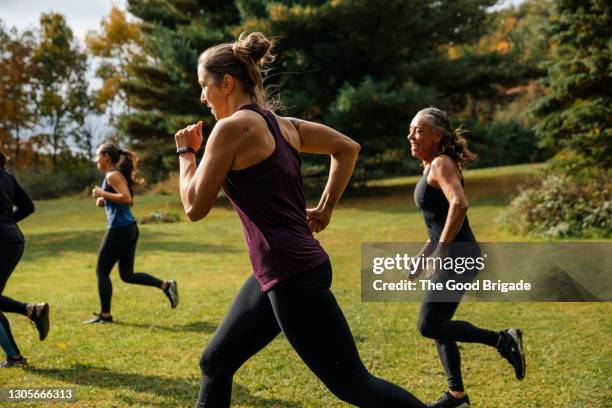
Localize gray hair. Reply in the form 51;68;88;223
415;106;477;169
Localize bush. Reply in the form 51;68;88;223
15;165;102;200
140;211;181;224
502;172;612;238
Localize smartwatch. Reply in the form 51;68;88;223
176;146;195;156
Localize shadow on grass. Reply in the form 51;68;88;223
113;320;218;334
25;229;240;258
30;364;303;407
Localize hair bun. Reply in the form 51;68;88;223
233;32;275;66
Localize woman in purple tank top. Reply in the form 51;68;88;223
174;32;426;407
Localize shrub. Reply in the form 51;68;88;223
502;172;611;238
140;211;181;224
15;165;102;200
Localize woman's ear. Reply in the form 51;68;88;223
222;74;234;94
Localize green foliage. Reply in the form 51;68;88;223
530;0;611;173
15;157;101;200
121;0;545;182
505;0;611;239
469;120;549;168
503;171;611;238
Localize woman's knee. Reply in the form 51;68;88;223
417;315;440;339
199;344;223;376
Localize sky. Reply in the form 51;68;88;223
0;0;129;44
1;0;527;42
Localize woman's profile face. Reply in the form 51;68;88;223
198;65;226;120
407;115;440;161
94;148;112;172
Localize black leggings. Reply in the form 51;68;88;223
0;241;28;356
197;260;425;408
418;267;499;392
96;223;163;313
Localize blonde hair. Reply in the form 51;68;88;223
198;32;277;110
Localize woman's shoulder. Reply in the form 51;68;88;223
430;154;461;178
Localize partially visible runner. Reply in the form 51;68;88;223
407;107;526;408
175;32;427;407
0;151;49;368
84;143;178;324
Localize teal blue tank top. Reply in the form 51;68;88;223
102;176;136;229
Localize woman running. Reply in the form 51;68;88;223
84;143;179;324
407;107;526;407
0;151;49;367
175;32;427;407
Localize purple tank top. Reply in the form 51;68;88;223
222;104;329;291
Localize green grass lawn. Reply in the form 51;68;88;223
0;163;609;407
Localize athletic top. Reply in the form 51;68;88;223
102;176;136;229
222;104;329;291
414;162;476;243
0;170;34;243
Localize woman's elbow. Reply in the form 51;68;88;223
450;200;469;213
186;206;209;222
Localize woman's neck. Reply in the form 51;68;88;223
227;94;256;116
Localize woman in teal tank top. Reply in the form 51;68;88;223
84;143;179;324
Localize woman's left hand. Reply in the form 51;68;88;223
92;185;104;198
306;205;332;233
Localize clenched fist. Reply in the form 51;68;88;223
175;121;204;152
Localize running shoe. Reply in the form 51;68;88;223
428;391;470;408
83;313;113;324
0;356;27;368
498;328;526;380
29;303;50;341
164;280;179;309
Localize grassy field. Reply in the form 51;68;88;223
0;163;609;407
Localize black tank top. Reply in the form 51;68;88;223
0;170;34;243
413;163;476;243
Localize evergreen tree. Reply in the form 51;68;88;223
531;0;611;174
122;0;537;182
121;0;240;182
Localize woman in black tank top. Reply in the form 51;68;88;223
0;151;49;368
407;108;526;408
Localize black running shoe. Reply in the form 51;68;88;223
0;356;27;368
428;391;470;408
164;280;179;309
498;328;526;380
83;313;113;324
29;303;50;341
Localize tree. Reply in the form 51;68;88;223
33;13;91;167
0;21;37;166
531;0;611;173
120;0;240;182
86;6;144;127
505;0;611;238
121;0;548;182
